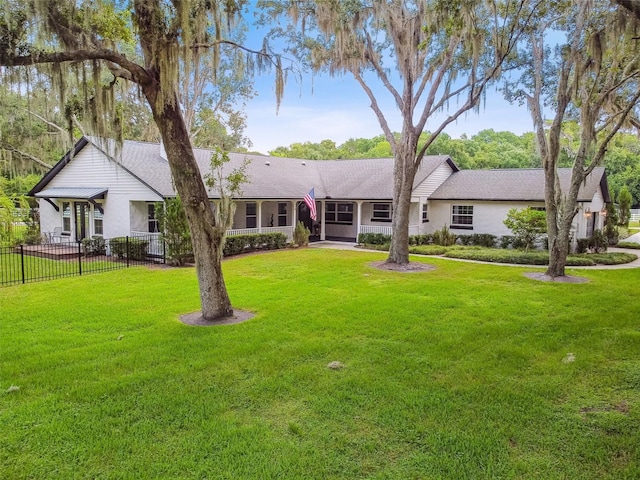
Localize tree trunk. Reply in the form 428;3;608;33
546;228;569;277
387;136;417;265
146;87;233;320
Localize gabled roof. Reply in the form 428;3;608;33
429;167;610;203
30;137;458;201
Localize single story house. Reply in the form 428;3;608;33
29;137;610;246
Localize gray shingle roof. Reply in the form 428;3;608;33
429;167;609;202
117;139;454;200
35;187;108;199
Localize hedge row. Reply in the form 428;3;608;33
359;232;548;250
110;237;149;261
223;233;287;257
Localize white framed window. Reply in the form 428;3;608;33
325;202;353;224
148;204;159;233
62;202;71;232
246;202;257;228
278;203;287;227
93;207;104;236
451;205;473;229
422;203;429;223
372;203;392;222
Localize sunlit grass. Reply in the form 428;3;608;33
1;249;639;478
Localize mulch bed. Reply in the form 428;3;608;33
524;272;589;283
180;309;255;326
369;261;435;273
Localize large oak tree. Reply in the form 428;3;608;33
506;0;640;277
0;0;281;320
262;0;536;264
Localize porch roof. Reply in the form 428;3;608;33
35;187;108;200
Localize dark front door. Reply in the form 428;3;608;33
297;201;320;241
74;202;90;242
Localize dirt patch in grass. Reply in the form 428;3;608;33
180;309;255;326
524;272;589;284
369;261;435;273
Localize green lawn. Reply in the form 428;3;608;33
1;249;639;479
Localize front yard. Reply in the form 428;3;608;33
1;249;639;478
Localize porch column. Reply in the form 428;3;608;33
257;200;263;233
320;200;326;240
356;201;363;240
292;200;297;228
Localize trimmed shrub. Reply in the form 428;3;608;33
586;253;637;265
616;241;640;249
358;232;392;245
408;234;433;246
293;221;310;247
409;245;449;255
110;237;149;260
433;225;456;246
82;236;107;256
499;235;514;249
223;232;287;257
458;233;497;248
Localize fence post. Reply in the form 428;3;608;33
78;241;82;276
126;236;130;268
163;237;166;265
20;244;25;284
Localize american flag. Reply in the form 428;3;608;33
303;188;317;221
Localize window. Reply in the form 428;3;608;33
148;204;159;232
372;203;392;222
530;206;546;212
278;203;287;227
422;203;429;223
94;207;104;236
451;205;474;228
62;202;71;232
325;202;353;224
246;202;257;228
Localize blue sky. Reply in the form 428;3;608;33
240;9;536;155
244;73;535;154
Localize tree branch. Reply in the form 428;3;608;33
2;49;151;86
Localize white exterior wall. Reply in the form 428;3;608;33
39;144;163;238
428;200;546;237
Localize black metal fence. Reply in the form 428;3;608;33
0;234;164;287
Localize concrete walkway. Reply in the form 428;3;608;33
308;241;640;270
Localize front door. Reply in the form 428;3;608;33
297;201;320;241
74;202;90;242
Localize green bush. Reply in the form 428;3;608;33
442;247;636;266
356;243;390;252
615;241;640;249
82;236;107;256
457;233;496;248
293;221;311;247
408;234;433;245
499;235;514;249
408;245;449;255
585;253;637;265
110;237;149;260
223;233;287;257
433;225;456;246
503;207;547;252
358;232;392;245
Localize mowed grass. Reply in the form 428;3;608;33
1;249;639;479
